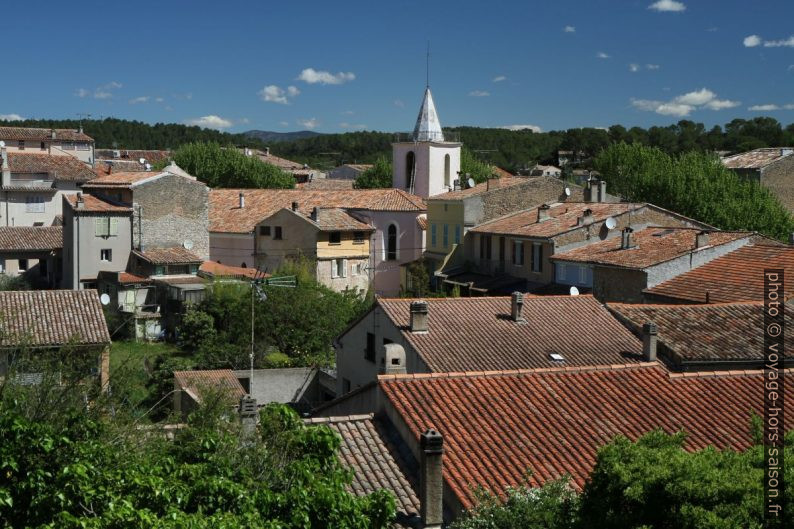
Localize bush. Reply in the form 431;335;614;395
354;156;392;189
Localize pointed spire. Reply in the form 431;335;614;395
413;87;444;142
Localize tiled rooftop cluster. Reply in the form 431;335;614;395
6;152;96;183
0;126;93;142
0;226;62;251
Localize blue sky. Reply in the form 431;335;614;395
2;0;793;133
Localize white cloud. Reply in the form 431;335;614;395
129;96;150;104
764;36;794;48
287;85;300;97
259;85;292;104
632;88;739;117
75;88;90;98
279;121;289;126
648;0;686;12
500;124;543;133
94;81;122;99
238;118;250;125
563;25;576;33
492;75;507;82
789;65;794;71
749;104;781;111
186;115;233;129
341;110;355;115
339;122;367;130
393;99;405;108
297;68;355;85
743;35;762;47
297;118;320;129
629;63;640;72
0;113;24;121
468;90;490;97
785;104;794;110
646;63;660;70
155;97;164;103
596;52;610;59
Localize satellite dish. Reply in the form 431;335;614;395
145;163;152;171
183;239;194;250
0;141;5;147
564;187;571;197
467;178;475;189
569;286;580;296
139;157;146;165
99;293;111;306
605;217;617;230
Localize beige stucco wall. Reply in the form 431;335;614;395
63;206;133;289
1;184;80;227
209;232;255;268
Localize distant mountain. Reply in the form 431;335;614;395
243;130;324;143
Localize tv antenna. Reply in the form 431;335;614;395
76;112;92;129
426;41;430;88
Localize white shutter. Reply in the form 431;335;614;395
331;260;338;278
342;259;348;278
110;217;119;236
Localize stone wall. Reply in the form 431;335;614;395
761;156;794;213
475;177;585;226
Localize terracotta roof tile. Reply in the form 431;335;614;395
608;301;793;363
0;290;110;347
199;260;268;280
6;152;95;183
210;189;425;233
644;244;794;303
551;227;751;269
380;365;794;508
429;176;529;200
83;171;162;186
64;194;132;213
296;179;355;190
309;415;421;527
117;272;151;284
173;369;246;403
375;295;643;372
722;147;794;169
0;226;62;251
94;149;170;163
133;246;202;265
0;126;93;142
312;208;374;232
470;202;646;238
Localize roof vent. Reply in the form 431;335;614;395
695;230;709;249
578;208;594;226
238;192;245;209
410;300;429;333
537;204;551;223
76;192;84;209
549;352;565;362
419;429;444;528
291;201;299;212
642;322;658;362
510;291;525;322
311;207;319;221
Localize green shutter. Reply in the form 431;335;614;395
110;217;119;236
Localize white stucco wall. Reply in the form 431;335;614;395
392;142;461;198
1;185;79;226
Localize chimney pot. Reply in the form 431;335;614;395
537;204;551;223
420;429;444;529
311;207;319;221
695;230;709;249
381;343;407;375
511;291;525;322
410;300;429;333
76;192;84;209
51;129;56;140
642;322;658;362
598;180;607;202
621;227;635;249
292;201;299;212
264;147;270;156
0;147;9;188
238;395;258;438
238;192;245;209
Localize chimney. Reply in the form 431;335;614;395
238;395;258;438
311;207;319;221
238;192;245;209
76;192;84;209
382;343;407;375
105;160;113;174
264;147;270;156
510;291;525;322
695;230;709;249
584;176;596;202
419;429;444;529
537;204;551;223
51;129;56;140
578;208;594;226
598;180;607;203
1;146;9;188
291;201;299;212
620;227;635;249
642;322;658;362
410;301;429;333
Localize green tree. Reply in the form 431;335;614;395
354;156;392;189
461;148;496;184
177;307;216;351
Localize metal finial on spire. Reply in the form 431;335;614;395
426;41;430;88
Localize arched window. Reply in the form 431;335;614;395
444;154;450;187
387;224;398;261
405;151;415;190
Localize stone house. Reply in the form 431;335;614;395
1;148;95;227
0;126;95;164
722;147;794;212
255;206;374;293
326;164;372;180
0;226;62;287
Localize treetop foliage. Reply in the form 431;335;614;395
353;156;392;189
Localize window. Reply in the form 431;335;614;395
17;140;24;150
405;151;415;189
442;224;449;247
353;231;365;244
40;142;45;150
352;262;364;276
190;264;199;275
512;241;524;266
387;224;397;261
431;224;437;247
499;237;505;262
39;259;48;277
343;378;351;393
25;196;45;213
154;265;165;276
95;217;119;237
331;258;347;278
329;231;341;244
0;258;4;273
558;263;567;282
480;235;492;260
365;332;376;362
100;249;112;262
33;222;44;227
531;243;543;273
274;226;283;240
259;226;271;236
18;259;28;271
444;154;451;187
76;142;90;151
454;225;461;245
62;142;75;150
170;265;189;275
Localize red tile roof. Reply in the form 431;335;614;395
94;149;171;163
118;272;151;284
379;364;794;508
0;126;93;142
133;246;202;265
0;290;110;347
296;179;355;190
373;295;642;372
551;227;751;269
307;414;420;527
312;208;374;232
173;369;246;403
0;226;62;252
210;189;425;233
722;147;794;169
470;202;646;238
429;176;530;200
83;170;162;186
644;244;794;303
6;152;95;183
608;301;793;364
64;193;132;213
199;260;268;280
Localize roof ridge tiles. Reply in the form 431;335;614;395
377;362;658;382
304;413;375;424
